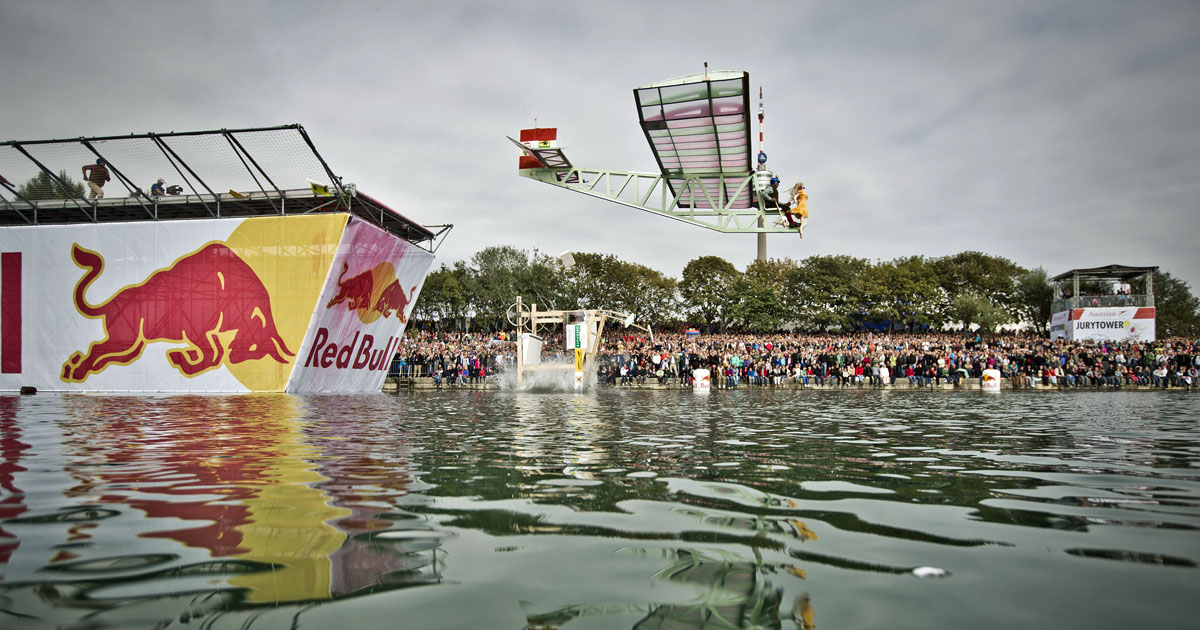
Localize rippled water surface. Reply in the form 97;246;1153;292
1;390;1198;629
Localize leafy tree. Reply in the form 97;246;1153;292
516;250;570;312
743;258;797;295
723;258;796;331
1015;267;1055;335
725;275;785;332
930;251;1026;316
626;263;679;328
861;256;945;330
568;252;632;311
679;256;740;330
469;245;534;329
17;170;85;200
412;244;1187;336
1151;271;1200;337
413;262;472;328
568;252;679;326
783;255;870;331
951;294;1012;333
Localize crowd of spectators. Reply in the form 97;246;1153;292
392;330;508;386
393;328;1199;390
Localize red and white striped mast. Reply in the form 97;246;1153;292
758;86;765;161
756;84;769;260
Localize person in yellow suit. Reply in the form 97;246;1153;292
789;182;808;237
772;180;808;237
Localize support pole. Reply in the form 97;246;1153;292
582;313;608;386
514;296;524;389
756;85;768;262
757;217;766;261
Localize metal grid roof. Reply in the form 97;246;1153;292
1050;265;1159;283
0;124;447;249
634;71;753;209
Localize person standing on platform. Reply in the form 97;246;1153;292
81;158;110;200
150;178;165;196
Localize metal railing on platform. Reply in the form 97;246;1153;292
389;362;424;385
1052;294;1152;312
1;124;448;250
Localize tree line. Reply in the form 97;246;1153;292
414;246;1200;337
11;171;1196;337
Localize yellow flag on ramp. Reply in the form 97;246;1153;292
308;179;331;196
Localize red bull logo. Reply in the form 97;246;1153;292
61;243;294;382
327;262;374;311
326;261;416;324
982;373;998;382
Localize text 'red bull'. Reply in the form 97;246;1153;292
304;328;398;371
61;243;294;382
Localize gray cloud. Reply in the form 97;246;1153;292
2;0;1198;293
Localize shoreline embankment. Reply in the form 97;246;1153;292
383;378;1195;393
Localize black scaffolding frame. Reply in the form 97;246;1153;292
0;124;450;252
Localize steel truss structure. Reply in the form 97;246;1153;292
518;166;791;233
0;124;450;252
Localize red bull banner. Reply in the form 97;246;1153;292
1049;310;1071;340
0;214;432;393
289;218;433;393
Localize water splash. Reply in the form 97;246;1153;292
493;358;597;393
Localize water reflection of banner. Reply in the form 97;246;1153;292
302;400;424;595
0;396;28;568
226;396;349;603
57;395;348;603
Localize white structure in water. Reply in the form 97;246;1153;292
508;296;650;391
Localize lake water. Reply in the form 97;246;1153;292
1;390;1197;629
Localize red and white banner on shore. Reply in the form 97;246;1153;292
1051;307;1156;342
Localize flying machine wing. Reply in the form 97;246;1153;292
509;133;578;182
511;72;798;235
633;71;753;209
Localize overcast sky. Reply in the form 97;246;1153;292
3;0;1198;292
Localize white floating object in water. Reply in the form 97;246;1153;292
375;530;451;540
692;368;711;393
912;566;948;578
536;478;603;487
981;368;1001;392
